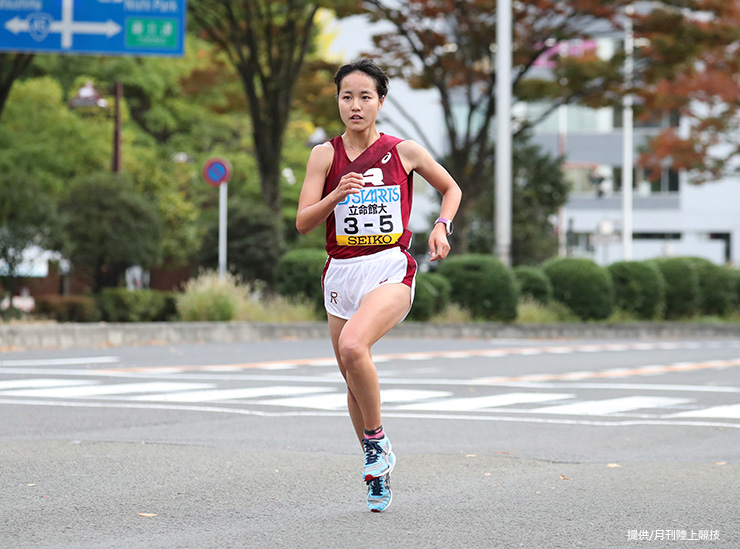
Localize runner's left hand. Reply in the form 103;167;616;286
428;224;450;261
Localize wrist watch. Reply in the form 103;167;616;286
434;217;453;235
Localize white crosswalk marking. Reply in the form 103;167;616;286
0;382;213;398
129;386;330;403
0;378;98;390
397;392;574;411
667;404;740;419
531;396;693;416
259;388;451;410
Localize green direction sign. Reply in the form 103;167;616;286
125;18;178;50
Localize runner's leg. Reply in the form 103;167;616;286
335;282;412;431
329;314;365;442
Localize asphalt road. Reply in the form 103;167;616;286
1;335;739;548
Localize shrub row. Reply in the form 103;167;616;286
273;249;740;322
34;289;177;323
35;253;740;324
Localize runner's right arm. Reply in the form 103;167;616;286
296;144;364;235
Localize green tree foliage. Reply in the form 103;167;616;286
467;137;568;264
197;202;285;286
0;174;58;300
188;0;358;220
60;173;161;292
359;0;740;249
361;0;628;250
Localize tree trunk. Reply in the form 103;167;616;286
0;53;34;121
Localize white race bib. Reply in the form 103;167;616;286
334;168;403;246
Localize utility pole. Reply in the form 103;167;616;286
495;0;513;266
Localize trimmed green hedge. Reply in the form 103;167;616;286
96;289;178;322
34;295;100;322
513;266;552;305
542;257;613;320
409;272;452;321
683;257;736;317
650;258;701;319
732;269;740;311
607;260;665;319
275;249;328;312
437;254;518;321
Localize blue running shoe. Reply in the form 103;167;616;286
362;436;395;481
366;473;392;513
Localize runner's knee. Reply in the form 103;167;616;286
337;332;370;369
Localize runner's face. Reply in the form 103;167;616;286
337;71;384;131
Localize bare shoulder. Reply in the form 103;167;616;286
397;139;434;172
396;139;434;172
306;141;335;176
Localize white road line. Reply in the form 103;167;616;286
259;388;451;410
667;404;740;419
0;379;98;390
397;392;574;412
0;356;118;367
1;397;739;429
531;396;693;416
258;393;347;409
129;386;330;403
0;382;213;399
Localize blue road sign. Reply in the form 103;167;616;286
0;0;186;57
202;157;232;187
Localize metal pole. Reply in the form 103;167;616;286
622;5;634;260
218;182;228;279
112;81;122;173
495;0;513;266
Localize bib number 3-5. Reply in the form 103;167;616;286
334;168;403;246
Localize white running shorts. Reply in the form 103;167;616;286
322;247;417;321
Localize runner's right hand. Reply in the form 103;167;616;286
333;172;365;202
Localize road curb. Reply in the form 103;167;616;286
2;321;740;351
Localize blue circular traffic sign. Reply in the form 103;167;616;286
202;157;233;187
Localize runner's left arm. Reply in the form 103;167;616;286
398;141;462;261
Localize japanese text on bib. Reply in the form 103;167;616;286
334;168;403;246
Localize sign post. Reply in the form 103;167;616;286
202;158;233;280
0;0;186;57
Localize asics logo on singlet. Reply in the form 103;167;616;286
381;152;392;164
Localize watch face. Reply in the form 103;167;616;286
446;221;453;235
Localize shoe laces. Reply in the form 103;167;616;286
367;476;386;497
363;438;382;465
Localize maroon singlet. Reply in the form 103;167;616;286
323;134;414;259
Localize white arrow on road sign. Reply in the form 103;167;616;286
3;0;122;49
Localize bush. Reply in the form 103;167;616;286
513;266;552;305
437;254;518;321
96;289;178;322
732;269;740;311
650;258;701;319
177;271;245;321
607;261;665;319
683;257;736;316
542;257;613;320
409;272;452;321
275;249;328;312
34;295;99;322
